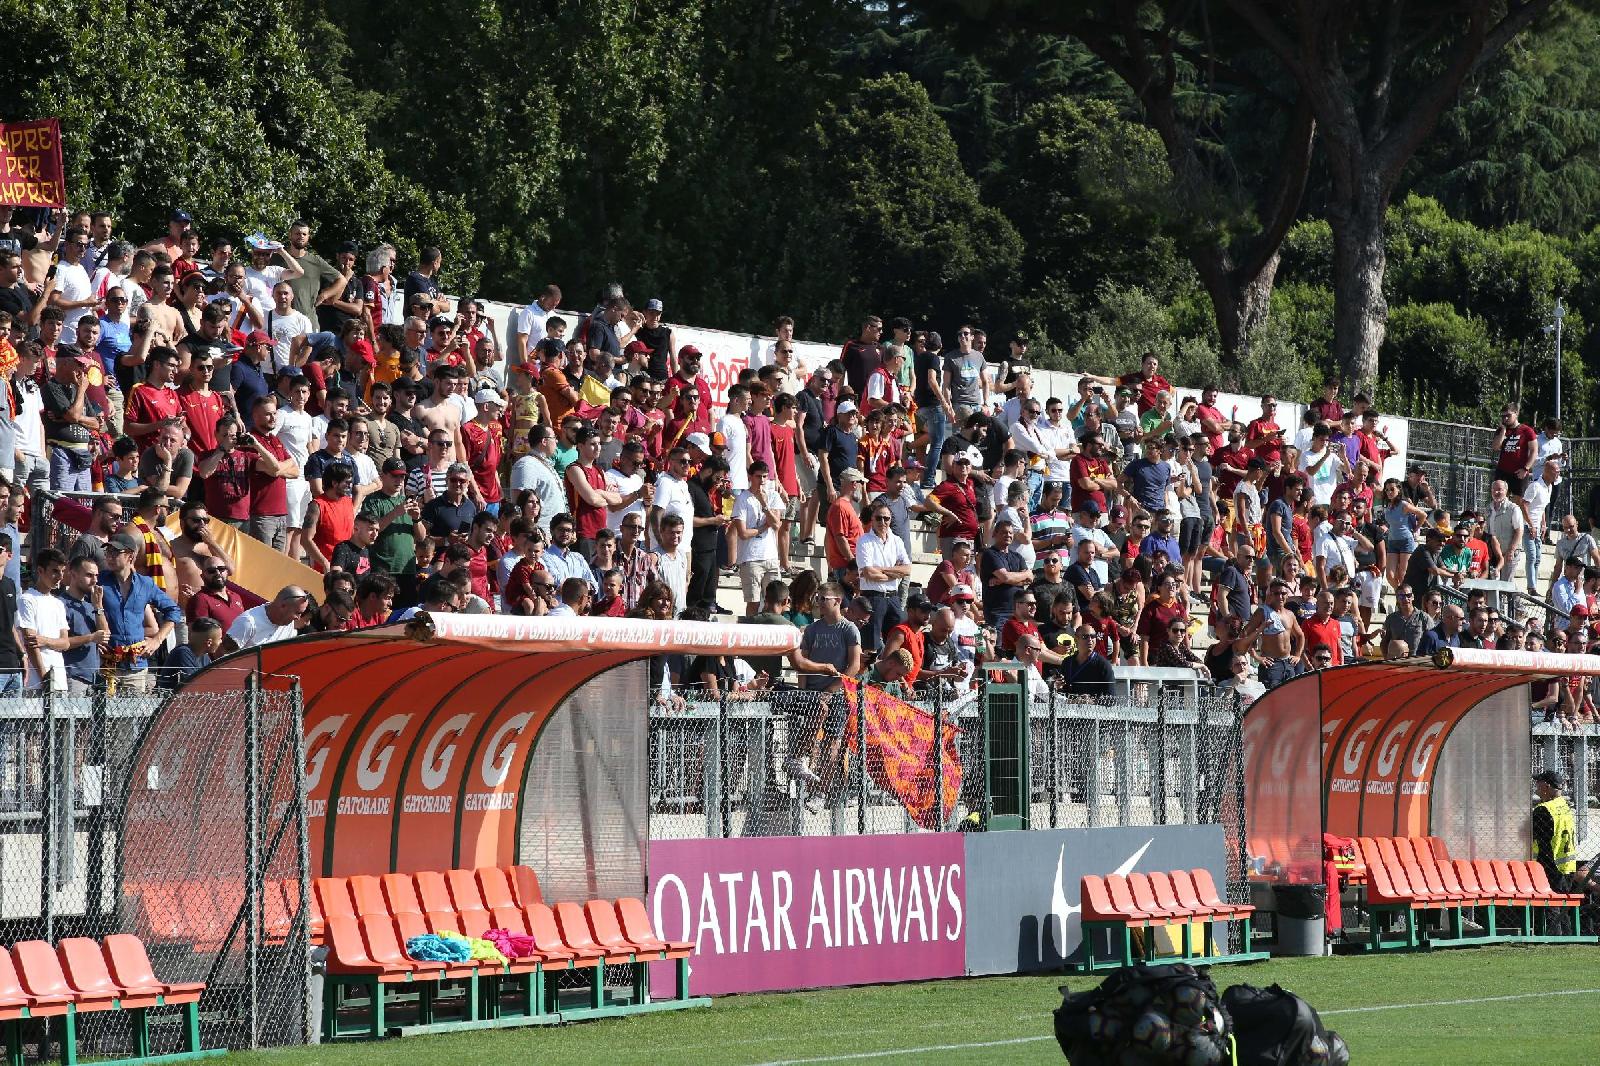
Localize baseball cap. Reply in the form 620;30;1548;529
836;400;858;415
108;532;142;555
472;388;504;406
625;339;651;355
277;365;304;378
949;586;976;601
336;241;359;255
428;313;457;330
684;432;712;453
678;345;702;361
1078;500;1101;516
840;469;867;484
906;593;933;612
246;330;271;347
645;299;664;313
1534;769;1565;789
381;457;408;474
171;210;192;224
58;345;94;368
1572;603;1590;617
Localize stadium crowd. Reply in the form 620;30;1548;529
0;208;1583;715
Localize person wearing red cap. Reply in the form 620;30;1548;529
124;345;183;451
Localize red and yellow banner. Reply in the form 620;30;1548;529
844;678;961;831
0;119;65;207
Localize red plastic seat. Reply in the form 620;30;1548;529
1508;862;1553;904
359;916;450;978
58;938;162;1009
1394;838;1462;901
555;902;634;962
102;935;204;1003
476;868;531;931
1470;860;1512;903
446;870;490;920
586;899;677;959
1104;876;1160;924
0;949;68;1018
325;915;415;983
1525;862;1585;904
1189;868;1252;917
1426;836;1450;863
349;875;389;917
314;878;357;922
1491;861;1531;902
12;941;117;1012
1165;871;1224;918
616;898;692;953
413;871;463;933
1147;872;1203;918
1080;876;1128;922
1127;873;1183;921
509;865;543;908
526;903;603;963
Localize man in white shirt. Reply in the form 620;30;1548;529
855;500;913;653
1313;510;1362;590
652;514;691;617
225;586;309;651
242;238;305;310
1520;458;1560;595
731;462;783;616
718;385;752;494
48;227;96;334
508;424;562;533
650;446;696;549
17;549;71;691
513;284;561;371
604;441;651;532
265;281;314;372
1487;478;1526;584
274;373;318;555
1068;501;1116;583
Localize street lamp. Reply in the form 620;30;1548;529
1551;298;1565;422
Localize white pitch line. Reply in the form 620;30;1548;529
747;987;1600;1065
748;1035;1053;1065
1320;986;1600;1016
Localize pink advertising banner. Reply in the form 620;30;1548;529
646;835;966;996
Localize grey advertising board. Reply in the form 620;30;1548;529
962;825;1226;975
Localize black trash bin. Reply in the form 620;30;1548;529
1273;883;1327;957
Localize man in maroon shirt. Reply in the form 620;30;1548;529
186;557;245;632
931;454;978;554
243;394;300;551
1491;402;1538;495
1193;385;1228;452
1070;432;1115;514
1246;395;1285;465
840;315;884;397
1311;378;1344;426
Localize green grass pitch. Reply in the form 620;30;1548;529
230;945;1596;1065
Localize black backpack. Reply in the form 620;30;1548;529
1223;983;1349;1066
1053;963;1232;1065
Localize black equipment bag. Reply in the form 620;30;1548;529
1223;982;1349;1066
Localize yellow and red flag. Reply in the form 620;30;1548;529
843;677;961;830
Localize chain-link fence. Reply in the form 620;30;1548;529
1405;418;1498;515
0;665;308;1059
1533;721;1600;855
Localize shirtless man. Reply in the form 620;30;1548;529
137;266;184;349
415;364;465;462
1236;578;1306;690
169;499;236;603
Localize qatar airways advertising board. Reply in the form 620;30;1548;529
646;835;966;996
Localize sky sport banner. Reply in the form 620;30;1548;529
646;835;966;996
841;677;961;831
0;119;66;208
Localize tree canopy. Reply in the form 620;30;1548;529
0;0;1594;425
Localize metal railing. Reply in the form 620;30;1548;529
1533;720;1600;849
647;684;1245;841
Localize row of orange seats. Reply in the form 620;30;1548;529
1357;836;1581;911
0;935;211;1063
313;866;691;977
1083;868;1251;928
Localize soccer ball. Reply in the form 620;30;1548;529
1130;1010;1173;1052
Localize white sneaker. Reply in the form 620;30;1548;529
784;757;822;785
